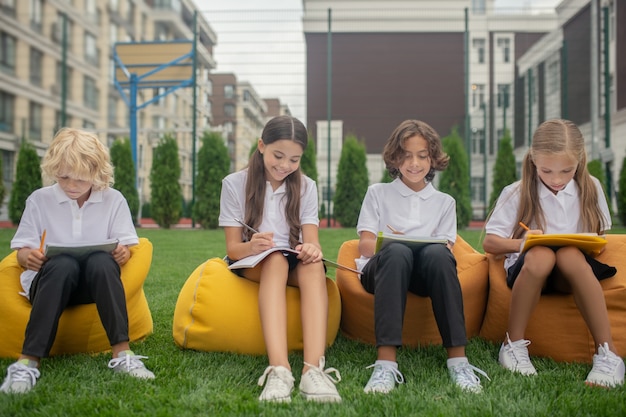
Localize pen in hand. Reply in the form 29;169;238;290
39;229;47;253
234;218;260;235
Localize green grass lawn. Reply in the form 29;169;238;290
0;227;625;416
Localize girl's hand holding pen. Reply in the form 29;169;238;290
249;232;275;254
518;222;544;252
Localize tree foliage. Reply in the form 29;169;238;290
489;131;517;211
110;138;139;225
333;135;369;227
587;159;612;217
9;140;42;224
193;131;230;229
150;134;182;228
438;127;472;228
300;137;318;183
381;168;393;183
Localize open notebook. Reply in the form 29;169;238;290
44;239;119;258
521;233;607;256
375;232;447;253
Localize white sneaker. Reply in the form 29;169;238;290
448;361;490;393
585;343;625;388
499;333;537;375
257;366;294;402
363;362;404;394
108;350;155;379
0;361;40;394
299;357;341;403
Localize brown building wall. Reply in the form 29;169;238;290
563;4;591;126
306;32;466;153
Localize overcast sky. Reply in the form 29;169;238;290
199;0;563;125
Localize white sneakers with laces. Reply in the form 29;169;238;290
0;361;40;394
585;343;625;388
299;357;342;403
107;350;155;379
363;362;405;394
448;361;490;393
499;333;537;375
257;365;295;402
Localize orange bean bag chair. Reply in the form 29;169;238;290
335;236;488;346
172;257;341;355
0;238;154;359
479;234;626;363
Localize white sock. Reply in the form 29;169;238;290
447;357;469;369
375;360;398;369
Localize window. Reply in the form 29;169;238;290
0;91;15;133
471;0;485;14
85;32;99;66
30;48;43;86
108;95;118;124
83;120;96;129
1;0;16;17
53;13;73;49
472;84;485;108
497;84;510;108
471;177;485;203
55;61;73;99
472;38;485;64
30;0;43;32
224;84;235;99
546;60;559;95
0;32;16;74
84;75;99;110
2;150;15;187
29;101;43;139
224;103;235;117
497;37;510;63
471;128;485;154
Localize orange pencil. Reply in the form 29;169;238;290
519;222;530;231
39;229;47;252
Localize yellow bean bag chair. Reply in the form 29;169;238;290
479;234;626;363
335;236;489;346
173;257;341;355
0;238;154;359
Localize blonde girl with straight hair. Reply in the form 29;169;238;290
483;119;624;387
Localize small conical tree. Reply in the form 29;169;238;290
333;135;369;227
489;131;517;210
588;159;612;216
9;140;42;224
150;134;182;228
618;157;626;226
381;169;393;183
110;138;139;225
438;127;472;229
300;137;318;183
193;131;230;229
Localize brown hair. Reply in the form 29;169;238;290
382;119;449;181
244;115;308;248
511;119;605;238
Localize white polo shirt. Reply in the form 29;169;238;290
10;183;139;298
219;169;319;248
485;177;611;270
356;179;457;268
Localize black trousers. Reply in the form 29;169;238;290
22;252;129;358
360;242;467;348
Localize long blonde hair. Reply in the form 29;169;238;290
511;119;604;238
41;128;114;191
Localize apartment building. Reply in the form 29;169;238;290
302;0;557;218
515;0;625;206
0;0;217;217
208;73;291;172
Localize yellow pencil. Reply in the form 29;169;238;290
39;229;47;253
519;222;530;231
